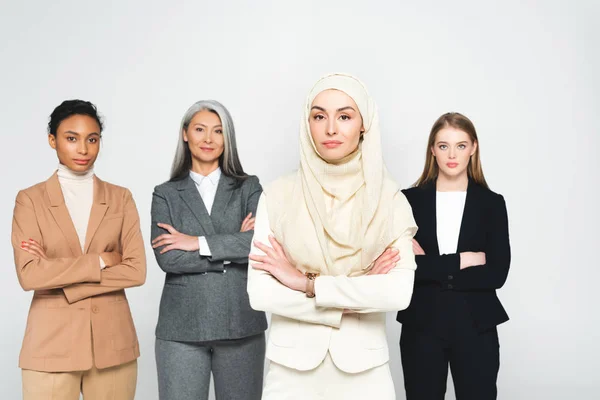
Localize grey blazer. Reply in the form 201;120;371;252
151;174;267;342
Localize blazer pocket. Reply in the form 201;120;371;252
28;308;71;358
104;213;124;221
268;318;299;348
111;301;138;351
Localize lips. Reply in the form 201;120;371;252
322;141;342;149
446;162;459;168
200;147;214;151
73;159;91;165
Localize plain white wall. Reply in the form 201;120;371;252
1;0;598;398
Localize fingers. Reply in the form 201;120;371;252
268;235;284;256
251;263;272;273
151;234;172;246
242;213;252;224
152;237;175;249
20;241;45;258
253;240;275;258
240;217;256;232
157;223;178;234
249;254;267;263
159;244;177;254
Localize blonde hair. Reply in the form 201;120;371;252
415;112;489;189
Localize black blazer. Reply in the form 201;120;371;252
151;174;267;342
396;179;511;332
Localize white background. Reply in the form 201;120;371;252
1;0;598;398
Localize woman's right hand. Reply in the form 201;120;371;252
240;213;255;232
367;248;401;275
459;252;486;270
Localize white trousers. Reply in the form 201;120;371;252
262;353;395;400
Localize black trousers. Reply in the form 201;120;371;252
400;302;500;400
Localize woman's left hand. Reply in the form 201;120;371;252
152;223;200;254
250;235;306;292
20;239;48;260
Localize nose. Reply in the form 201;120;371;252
204;131;212;144
326;119;336;136
448;147;456;159
78;140;88;155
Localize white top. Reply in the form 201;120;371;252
436;191;467;255
57;164;105;268
57;164;94;249
189;168;222;259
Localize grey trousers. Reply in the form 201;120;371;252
155;333;265;400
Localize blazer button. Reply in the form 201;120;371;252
447;284;454;290
448;275;454;280
92;306;100;314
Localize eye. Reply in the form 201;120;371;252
438;144;447;150
339;115;350;121
88;137;98;144
458;144;466;150
215;129;223;134
313;114;325;121
195;127;204;132
67;136;76;142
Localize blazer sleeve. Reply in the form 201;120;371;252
203;176;262;264
63;189;147;303
413;254;461;283
151;186;224;274
314;191;418;313
452;194;511;291
247;193;344;328
12;190;102;291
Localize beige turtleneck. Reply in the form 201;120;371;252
57;164;105;268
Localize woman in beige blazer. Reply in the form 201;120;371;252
247;74;417;399
11;100;146;400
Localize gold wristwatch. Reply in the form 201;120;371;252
305;272;319;298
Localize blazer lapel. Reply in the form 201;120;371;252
210;174;235;225
46;173;83;257
456;179;478;253
178;177;215;235
83;176;109;253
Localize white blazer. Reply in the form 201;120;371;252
247;193;416;373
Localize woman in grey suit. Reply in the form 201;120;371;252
150;100;267;400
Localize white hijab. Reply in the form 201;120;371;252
267;73;416;276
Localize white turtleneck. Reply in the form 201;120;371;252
57;164;95;249
57;164;105;269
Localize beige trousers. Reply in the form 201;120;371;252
22;360;137;400
262;354;395;400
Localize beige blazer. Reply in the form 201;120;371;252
247;192;416;374
11;173;146;372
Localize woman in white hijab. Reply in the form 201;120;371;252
247;73;417;399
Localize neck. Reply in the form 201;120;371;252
191;160;220;176
436;172;468;192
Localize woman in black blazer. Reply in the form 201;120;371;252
397;112;510;400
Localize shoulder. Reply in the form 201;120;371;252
264;172;298;195
16;180;47;204
238;174;262;192
153;179;181;196
97;178;135;203
471;183;505;204
401;185;428;205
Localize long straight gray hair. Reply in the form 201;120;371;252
170;100;247;183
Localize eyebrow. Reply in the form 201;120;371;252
64;131;100;136
193;123;222;128
311;106;357;112
436;141;469;144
